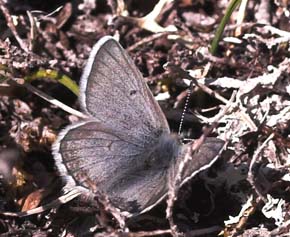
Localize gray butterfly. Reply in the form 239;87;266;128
53;36;224;216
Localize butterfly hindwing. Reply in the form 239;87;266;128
53;121;173;214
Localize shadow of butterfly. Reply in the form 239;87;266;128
53;36;224;216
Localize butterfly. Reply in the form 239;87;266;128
53;36;224;216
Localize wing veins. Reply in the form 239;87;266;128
103;46;153;112
66;153;140;174
63;151;142;164
91;68;145;116
103;46;140;91
84;92;157;142
63;129;146;148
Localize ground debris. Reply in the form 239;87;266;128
0;0;289;236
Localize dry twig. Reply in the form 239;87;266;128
9;78;88;119
0;0;29;52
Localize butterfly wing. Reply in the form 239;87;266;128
178;137;225;186
54;36;175;214
79;36;169;137
53;121;173;214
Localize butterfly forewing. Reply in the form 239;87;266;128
79;36;169;136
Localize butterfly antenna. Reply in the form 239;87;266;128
178;81;194;136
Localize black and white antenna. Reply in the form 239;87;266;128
178;81;194;136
